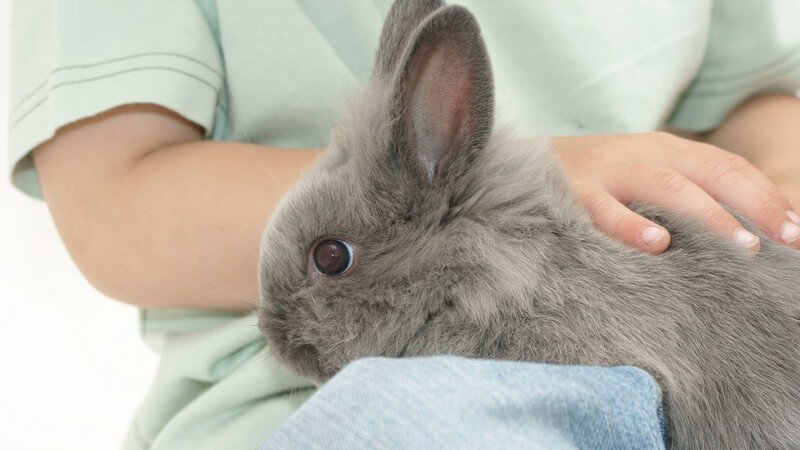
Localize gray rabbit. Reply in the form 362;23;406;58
257;1;800;448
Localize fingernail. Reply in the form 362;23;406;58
787;210;800;225
734;229;759;249
641;226;666;245
780;221;800;243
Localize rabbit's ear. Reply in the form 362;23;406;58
373;0;444;78
390;5;494;184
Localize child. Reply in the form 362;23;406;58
9;1;800;448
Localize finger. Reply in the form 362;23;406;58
608;168;762;251
674;149;800;248
577;187;671;254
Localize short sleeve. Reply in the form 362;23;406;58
7;0;224;198
668;0;800;132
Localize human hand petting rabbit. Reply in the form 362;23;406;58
553;132;800;254
258;1;800;448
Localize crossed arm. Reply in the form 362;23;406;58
32;94;800;311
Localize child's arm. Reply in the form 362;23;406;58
33;104;320;311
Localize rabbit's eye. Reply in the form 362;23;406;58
312;239;353;276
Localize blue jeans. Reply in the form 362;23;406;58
261;356;668;449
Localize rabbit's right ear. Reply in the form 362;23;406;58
373;0;444;77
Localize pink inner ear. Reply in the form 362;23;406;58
407;36;473;180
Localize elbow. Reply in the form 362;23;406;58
61;223;160;309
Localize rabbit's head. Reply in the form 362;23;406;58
258;0;573;382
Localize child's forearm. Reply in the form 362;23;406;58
700;93;800;207
110;142;320;311
34;104;321;311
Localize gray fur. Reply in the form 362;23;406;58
258;2;800;449
373;0;443;78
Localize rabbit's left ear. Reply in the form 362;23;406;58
388;5;494;184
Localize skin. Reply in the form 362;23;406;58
553;127;800;254
33;105;320;310
32;94;800;311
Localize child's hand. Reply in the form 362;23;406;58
553;132;800;254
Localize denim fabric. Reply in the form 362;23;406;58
262;356;667;449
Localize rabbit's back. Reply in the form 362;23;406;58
622;205;800;448
480;200;800;449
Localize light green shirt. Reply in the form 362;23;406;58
8;1;800;448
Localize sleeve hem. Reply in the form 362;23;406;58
7;58;224;199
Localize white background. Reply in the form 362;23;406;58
0;3;159;449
